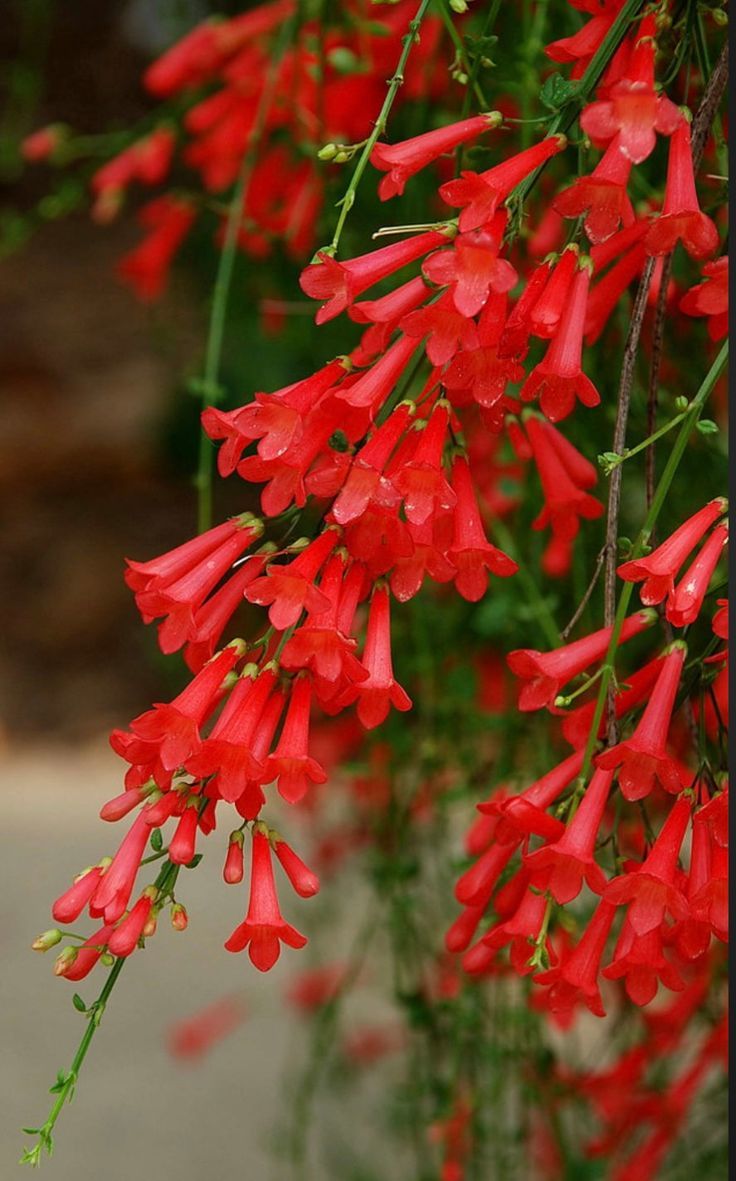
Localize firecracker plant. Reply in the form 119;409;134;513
16;1;728;1177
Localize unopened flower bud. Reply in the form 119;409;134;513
224;830;245;884
317;142;338;161
32;928;63;952
170;903;188;931
54;946;78;977
21;124;67;163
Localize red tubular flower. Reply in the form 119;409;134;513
524;768;613;903
392;403;456;526
332;402;412;526
299;230;448;324
185;666;277;803
673;805;718;959
107;891;156;958
89;812;153;924
579;17;681;163
473;888;552;977
272;837;320;898
553;135;634;243
442;291;525;410
602;920;684;1006
447;455;518;601
507;610;654;712
534;899;618;1020
341;584;411;730
286;964;347;1012
688;838;727;943
561;655;663;749
244;529;338;629
118;644;241;781
168;803;200;866
167;995;247;1060
225;829;307;971
54;924;115;982
528;248;579;339
703;597;728;671
266;676;327;804
350;275;429;328
478;751;584;845
183;555;268;672
604;795;692;935
527;416;603;541
130;515;263;644
520;264;600;422
497;260;554;358
118;196;196;301
143;4;294;96
445;903;487;955
645;118;720;259
422;223;518;318
280;554;369;701
454;840;518;909
371;112;501;199
618;498;727;606
125;517;258;596
679;256;728;341
439;135;566;232
400;292;479;367
203;358;346;473
596;644;688;799
389;514;456;602
665;522;728;628
91;128;176;208
22;124;64;162
337;334;419;412
223;831;245;884
237;411;339;517
52;864;107;925
546;9;617;71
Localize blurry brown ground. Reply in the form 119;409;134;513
0;4;206;745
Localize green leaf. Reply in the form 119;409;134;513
696;419;718;434
72;993;87;1013
539;72;579;111
149;827;163;852
185;853;203;869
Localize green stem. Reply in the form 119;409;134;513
21;856;185;1165
434;0;489;110
578;341;728;784
602;409;689;472
327;0;432;255
20;957;126;1166
508;0;646;219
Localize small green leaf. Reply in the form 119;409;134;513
150;827;163;852
185;853;203;869
539;72;579;111
72;993;87;1013
696;418;718;434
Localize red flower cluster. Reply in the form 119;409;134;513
31;2;727;1174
